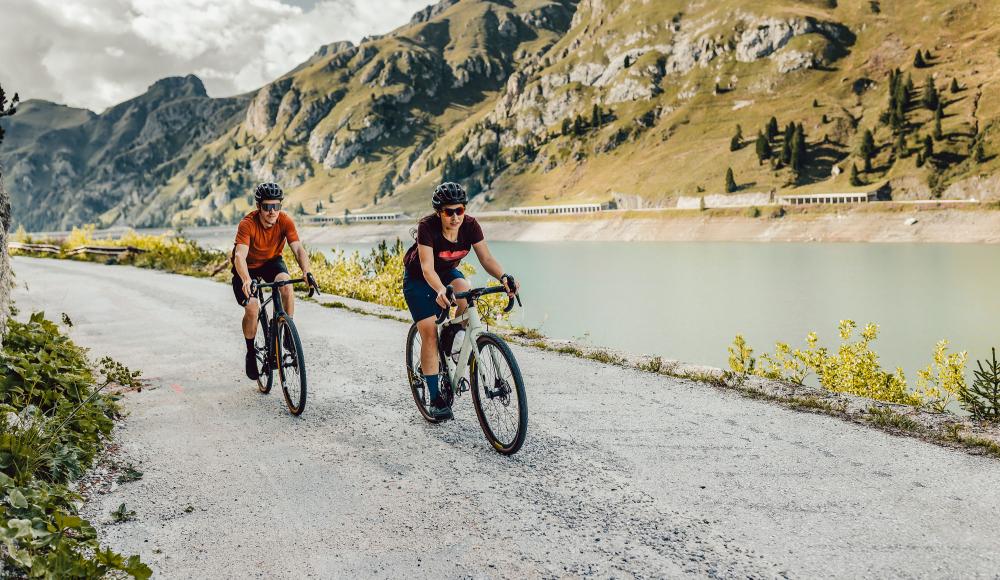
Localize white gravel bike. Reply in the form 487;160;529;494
405;283;528;455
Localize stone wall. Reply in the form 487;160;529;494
0;175;10;343
676;192;774;209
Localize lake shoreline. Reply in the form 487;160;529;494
296;205;1000;245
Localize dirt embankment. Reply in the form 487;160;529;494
298;206;1000;245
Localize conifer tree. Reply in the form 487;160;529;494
860;129;875;172
933;105;943;141
922;74;939;110
913;49;926;68
974;141;986;163
950;78;960;93
755;131;770;164
725;167;737;192
591;103;602;128
766;117;779;141
895;132;907;157
791;123;807;173
923;134;934;159
849;163;862;186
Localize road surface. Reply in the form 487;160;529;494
12;257;1000;578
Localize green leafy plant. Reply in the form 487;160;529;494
728;321;953;407
0;311;151;578
916;340;967;412
115;463;144;485
111;502;136;523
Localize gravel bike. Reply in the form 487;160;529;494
250;277;317;416
405;282;528;455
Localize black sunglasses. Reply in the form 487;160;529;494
440;206;465;217
261;202;282;212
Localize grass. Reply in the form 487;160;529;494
866;406;925;433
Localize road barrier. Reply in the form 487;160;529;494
10;242;147;258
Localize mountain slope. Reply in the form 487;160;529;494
4;0;1000;230
0;76;249;230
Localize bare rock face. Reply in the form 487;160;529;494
410;0;459;24
736;16;852;63
773;49;815;73
244;80;292;139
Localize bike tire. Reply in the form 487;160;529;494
255;309;273;394
470;332;528;455
405;323;452;423
276;316;307;416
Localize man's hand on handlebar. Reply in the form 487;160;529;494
242;277;253;302
305;272;320;296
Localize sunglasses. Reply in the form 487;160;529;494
261;202;282;213
440;206;465;217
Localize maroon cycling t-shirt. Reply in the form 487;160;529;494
403;214;484;280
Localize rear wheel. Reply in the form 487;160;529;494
470;332;527;455
276;316;307;416
255;310;273;394
405;323;451;423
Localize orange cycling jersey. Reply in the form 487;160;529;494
233;210;300;269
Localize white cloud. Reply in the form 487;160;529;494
0;0;433;111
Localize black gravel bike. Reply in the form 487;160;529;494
250;277;317;416
405;282;528;455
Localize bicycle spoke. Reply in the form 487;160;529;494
475;341;521;446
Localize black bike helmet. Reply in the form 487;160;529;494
431;182;467;209
254;182;284;203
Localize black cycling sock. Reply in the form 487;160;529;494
424;374;440;402
245;338;255;352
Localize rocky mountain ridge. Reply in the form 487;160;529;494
3;0;999;230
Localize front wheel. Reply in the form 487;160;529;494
255;310;273;394
470;332;527;455
276;316;307;416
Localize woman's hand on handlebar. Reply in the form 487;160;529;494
500;273;520;298
435;288;452;310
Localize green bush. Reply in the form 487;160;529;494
0;311;151;578
728;320;966;408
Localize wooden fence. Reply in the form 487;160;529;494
9;242;147;258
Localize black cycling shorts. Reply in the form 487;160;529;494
231;257;289;306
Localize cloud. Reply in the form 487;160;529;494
0;0;432;112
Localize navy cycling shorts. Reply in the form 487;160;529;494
231;257;289;306
402;268;464;322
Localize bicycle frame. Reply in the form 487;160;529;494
252;277;308;364
437;304;486;389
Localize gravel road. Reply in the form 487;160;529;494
11;256;1000;578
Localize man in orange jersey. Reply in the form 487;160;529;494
231;182;318;380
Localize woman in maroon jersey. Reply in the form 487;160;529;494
401;182;519;420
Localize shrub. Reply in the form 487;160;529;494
728;320;943;407
915;340;967;412
961;348;1000;420
0;312;151;578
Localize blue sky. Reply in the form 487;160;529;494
0;0;432;112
